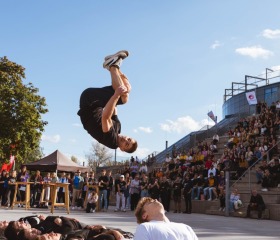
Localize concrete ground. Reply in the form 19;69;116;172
1;206;279;240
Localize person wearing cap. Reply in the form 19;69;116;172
77;50;137;153
115;175;127;212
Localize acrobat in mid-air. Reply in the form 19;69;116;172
77;50;137;153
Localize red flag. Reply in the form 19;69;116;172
0;155;15;172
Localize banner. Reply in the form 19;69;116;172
207;111;217;124
246;91;258;105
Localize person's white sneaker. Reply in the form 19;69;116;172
261;188;268;191
90;209;93;213
121;209;126;212
103;50;129;70
92;209;95;213
208;198;212;201
104;50;129;60
114;208;120;212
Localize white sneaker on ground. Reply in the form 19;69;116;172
114;208;120;212
208;198;212;201
121;209;126;212
90;209;93;213
261;188;268;191
92;209;95;213
71;206;75;210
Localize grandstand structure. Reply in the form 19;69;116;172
152;68;280;220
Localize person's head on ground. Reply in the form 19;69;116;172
0;221;9;235
135;197;166;224
35;232;61;240
5;221;31;240
117;135;137;153
17;228;42;240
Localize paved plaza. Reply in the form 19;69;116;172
0;206;279;239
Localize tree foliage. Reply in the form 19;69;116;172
0;56;48;165
71;156;78;164
86;141;113;168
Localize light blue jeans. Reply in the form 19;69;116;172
99;189;108;209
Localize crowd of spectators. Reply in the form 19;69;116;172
0;101;280;221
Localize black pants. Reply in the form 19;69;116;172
160;192;171;212
184;192;192;213
57;191;65;203
247;204;265;219
220;195;225;208
86;202;97;213
130;193;140;211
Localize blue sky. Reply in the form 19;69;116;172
1;1;280;164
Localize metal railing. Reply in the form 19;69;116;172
231;138;280;190
154;114;247;164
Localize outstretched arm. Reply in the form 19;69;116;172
102;85;127;132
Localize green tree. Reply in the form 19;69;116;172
0;56;48;165
86;141;113;168
71;156;78;164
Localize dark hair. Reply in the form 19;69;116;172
4;221;18;240
17;229;28;240
125;140;138;154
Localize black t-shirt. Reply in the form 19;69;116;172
140;181;148;190
98;176;109;191
118;181;126;193
79;106;121;149
173;182;183;196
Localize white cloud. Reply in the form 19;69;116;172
41;134;61;143
160;116;212;134
235;46;273;59
72;123;82;127
262;29;280;39
133;127;153;133
211;40;222;49
133;147;151;159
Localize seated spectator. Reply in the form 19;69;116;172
203;173;218;201
246;189;265;220
212;133;219;145
191;173;204;200
86;188;98;213
261;169;276;191
207;164;216;178
237;154;248;177
134;197;198;240
256;160;268;184
229;189;242;212
139;162;148;175
270;158;280;187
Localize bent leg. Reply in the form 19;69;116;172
110;67;130;104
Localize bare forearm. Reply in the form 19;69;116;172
103;93;120;121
